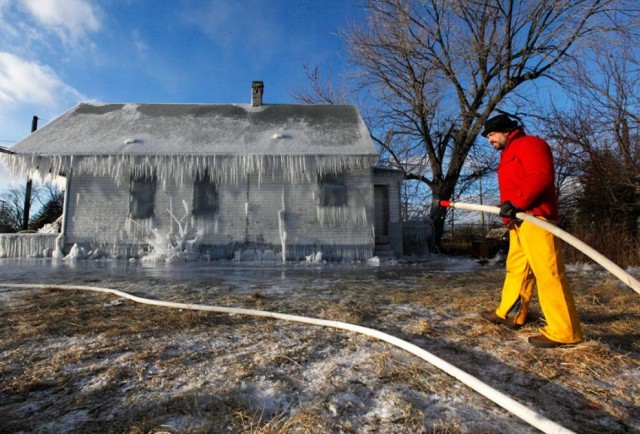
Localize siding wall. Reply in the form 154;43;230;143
65;174;132;247
64;168;375;260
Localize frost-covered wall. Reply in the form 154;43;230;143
0;233;59;258
63;163;375;260
2;102;382;260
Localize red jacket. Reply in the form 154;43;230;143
498;129;559;222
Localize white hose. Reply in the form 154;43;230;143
1;282;574;434
440;200;640;295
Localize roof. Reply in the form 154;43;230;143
10;103;377;157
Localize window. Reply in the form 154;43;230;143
193;173;218;216
320;173;347;207
129;173;156;219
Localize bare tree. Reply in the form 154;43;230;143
292;65;350;105
549;133;585;226
309;0;635;244
544;37;640;253
30;182;64;231
0;185;34;232
0;181;64;233
0;201;14;233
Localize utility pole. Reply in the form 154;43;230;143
22;115;38;231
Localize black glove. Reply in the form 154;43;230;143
499;201;520;218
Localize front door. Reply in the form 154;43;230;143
374;185;389;244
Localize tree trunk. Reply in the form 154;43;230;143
428;178;458;246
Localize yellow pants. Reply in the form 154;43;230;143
496;219;583;344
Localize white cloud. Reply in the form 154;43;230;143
19;0;101;42
0;52;83;108
0;52;84;152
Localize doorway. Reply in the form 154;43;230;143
374;185;389;244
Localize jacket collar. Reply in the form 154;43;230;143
503;128;524;151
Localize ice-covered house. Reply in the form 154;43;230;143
2;82;405;261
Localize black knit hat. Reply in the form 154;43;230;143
481;114;519;137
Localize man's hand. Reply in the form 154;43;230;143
499;201;521;218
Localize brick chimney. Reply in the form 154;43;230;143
251;81;264;107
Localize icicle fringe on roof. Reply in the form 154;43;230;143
2;153;378;185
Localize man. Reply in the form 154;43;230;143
480;114;583;348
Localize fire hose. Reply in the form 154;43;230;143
439;200;640;295
1;282;573;434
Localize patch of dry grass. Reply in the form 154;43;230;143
234;409;328;434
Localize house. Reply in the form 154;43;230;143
2;82;406;261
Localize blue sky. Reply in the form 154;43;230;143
0;0;365;189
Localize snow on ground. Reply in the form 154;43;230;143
1;257;639;433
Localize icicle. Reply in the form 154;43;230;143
278;210;286;263
316;205;368;227
53;234;65;258
0;234;59;258
169;197;174;235
2;153;377;188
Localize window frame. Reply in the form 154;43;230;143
129;173;156;219
192;172;219;217
319;173;348;207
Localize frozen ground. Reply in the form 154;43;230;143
0;257;639;433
